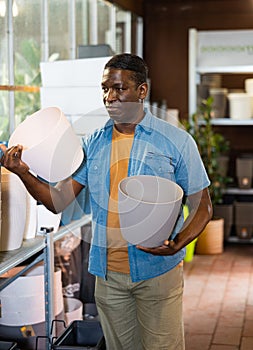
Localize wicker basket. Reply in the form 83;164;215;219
195;218;224;255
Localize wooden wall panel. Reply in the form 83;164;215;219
108;0;144;16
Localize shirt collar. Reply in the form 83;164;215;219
137;107;153;134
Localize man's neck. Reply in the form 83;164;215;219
114;112;144;134
114;123;136;134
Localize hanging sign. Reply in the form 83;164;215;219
197;30;253;67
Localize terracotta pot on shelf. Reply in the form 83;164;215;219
195;218;224;255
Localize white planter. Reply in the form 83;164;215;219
228;93;252;120
0;265;63;326
64;297;83;326
1;169;27;251
8;107;83;182
118;176;183;247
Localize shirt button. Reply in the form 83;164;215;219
94;165;98;170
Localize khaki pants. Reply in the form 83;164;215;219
95;266;185;350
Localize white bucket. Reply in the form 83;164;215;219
64;297;83;326
228;93;252;120
1;168;27;251
8;106;84;182
0;265;63;326
118;175;183;247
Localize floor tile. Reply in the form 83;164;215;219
212;326;241;346
240;336;253;350
185;334;212;350
183;243;253;350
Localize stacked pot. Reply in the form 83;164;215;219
227;78;253;120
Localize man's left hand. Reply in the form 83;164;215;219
136;240;179;256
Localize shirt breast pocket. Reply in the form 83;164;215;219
87;159;104;195
142;153;175;181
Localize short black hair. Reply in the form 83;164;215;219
104;53;148;86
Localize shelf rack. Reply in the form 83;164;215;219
210;119;253;126
188;28;253;117
188;28;253;245
225;188;253;195
0;214;91;350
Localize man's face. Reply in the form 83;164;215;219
101;68;146;124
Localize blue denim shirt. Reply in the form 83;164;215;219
73;109;210;282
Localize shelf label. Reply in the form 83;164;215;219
197;30;253;67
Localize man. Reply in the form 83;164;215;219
0;53;212;350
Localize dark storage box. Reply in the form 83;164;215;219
236;225;252;239
236;158;253;189
235;202;253;239
52;320;106;349
235;202;253;225
0;341;17;350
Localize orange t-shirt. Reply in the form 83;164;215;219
107;127;134;274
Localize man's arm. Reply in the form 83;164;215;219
137;187;213;255
0;144;84;213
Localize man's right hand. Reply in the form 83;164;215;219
0;144;30;176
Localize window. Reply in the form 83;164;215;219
0;0;143;142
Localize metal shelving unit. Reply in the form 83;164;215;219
224;188;253;243
189;28;253;244
225;188;253;196
0;214;91;350
188;28;253;117
210;119;253;126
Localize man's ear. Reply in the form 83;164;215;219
138;82;148;101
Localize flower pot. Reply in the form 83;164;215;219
195;218;224;255
118;175;183;247
8;106;84;182
64;297;83;326
228;92;252;120
0;265;63;326
1;169;27;251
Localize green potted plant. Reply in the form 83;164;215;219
184;96;233;253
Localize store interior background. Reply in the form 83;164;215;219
141;0;253;181
1;0;253;179
1;1;253;349
0;0;253;286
